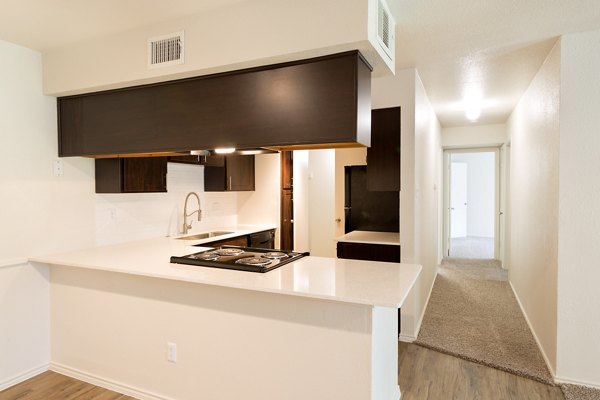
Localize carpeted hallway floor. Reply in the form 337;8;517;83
415;258;553;384
449;236;495;259
413;258;600;400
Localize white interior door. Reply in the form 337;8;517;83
450;162;468;238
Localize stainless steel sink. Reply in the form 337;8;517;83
176;231;233;240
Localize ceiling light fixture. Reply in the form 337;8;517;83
214;148;236;154
466;107;481;121
463;86;483;122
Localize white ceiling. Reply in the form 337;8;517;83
2;0;600;127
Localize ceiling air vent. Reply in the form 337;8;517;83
148;31;184;69
376;0;395;61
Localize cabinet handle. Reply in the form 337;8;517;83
228;176;232;190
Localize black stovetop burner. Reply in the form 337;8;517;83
170;246;309;273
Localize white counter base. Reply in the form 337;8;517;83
50;265;400;400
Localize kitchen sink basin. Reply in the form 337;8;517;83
176;231;233;240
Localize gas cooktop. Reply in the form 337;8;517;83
170;246;308;273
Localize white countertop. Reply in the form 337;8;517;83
336;230;400;246
30;227;420;308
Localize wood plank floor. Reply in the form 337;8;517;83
2;347;566;400
399;342;565;400
0;371;136;400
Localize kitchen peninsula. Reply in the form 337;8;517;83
30;228;420;400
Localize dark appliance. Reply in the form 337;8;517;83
170;246;308;273
344;165;399;233
249;230;275;249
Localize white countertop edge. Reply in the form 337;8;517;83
29;257;420;308
335;230;400;246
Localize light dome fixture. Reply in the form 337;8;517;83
466;107;481;121
463;85;483;122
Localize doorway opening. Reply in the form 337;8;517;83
443;148;500;259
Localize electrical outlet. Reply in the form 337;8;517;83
167;342;177;363
52;160;64;177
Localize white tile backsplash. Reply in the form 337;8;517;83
95;162;238;246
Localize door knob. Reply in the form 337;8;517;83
335;218;341;223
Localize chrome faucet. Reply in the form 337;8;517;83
183;192;202;234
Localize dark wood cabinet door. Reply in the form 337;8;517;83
281;190;294;250
367;107;400;191
204;155;254;191
123;157;167;193
336;241;400;262
280;150;294;250
95;157;167;193
227;156;255;191
280;151;293;190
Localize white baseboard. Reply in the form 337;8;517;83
50;363;174;400
508;280;556;378
0;363;49;391
399;270;437;343
399;333;416;343
555;375;600;390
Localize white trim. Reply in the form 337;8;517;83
508;280;556;378
50;363;175;400
0;258;28;268
554;375;600;390
0;363;49;391
442;147;501;259
399;333;416;343
399;270;437;343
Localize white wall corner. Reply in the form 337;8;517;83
50;363;173;400
0;364;49;392
509;280;556;378
399;269;437;343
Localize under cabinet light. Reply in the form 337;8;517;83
214;148;236;154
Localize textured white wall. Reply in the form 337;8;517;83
412;72;443;339
371;69;442;340
95;163;238;246
237;154;281;247
442;124;507;148
308;150;336;257
507;40;560;373
556;29;600;387
0;263;49;390
42;0;368;95
0;39;89;388
451;152;496;238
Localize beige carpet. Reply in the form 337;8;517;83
561;384;600;400
414;258;555;385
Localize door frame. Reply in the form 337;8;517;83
442;147;501;259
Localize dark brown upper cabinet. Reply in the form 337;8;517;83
95;157;167;193
367;107;400;191
204;155;255;192
57;51;372;158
